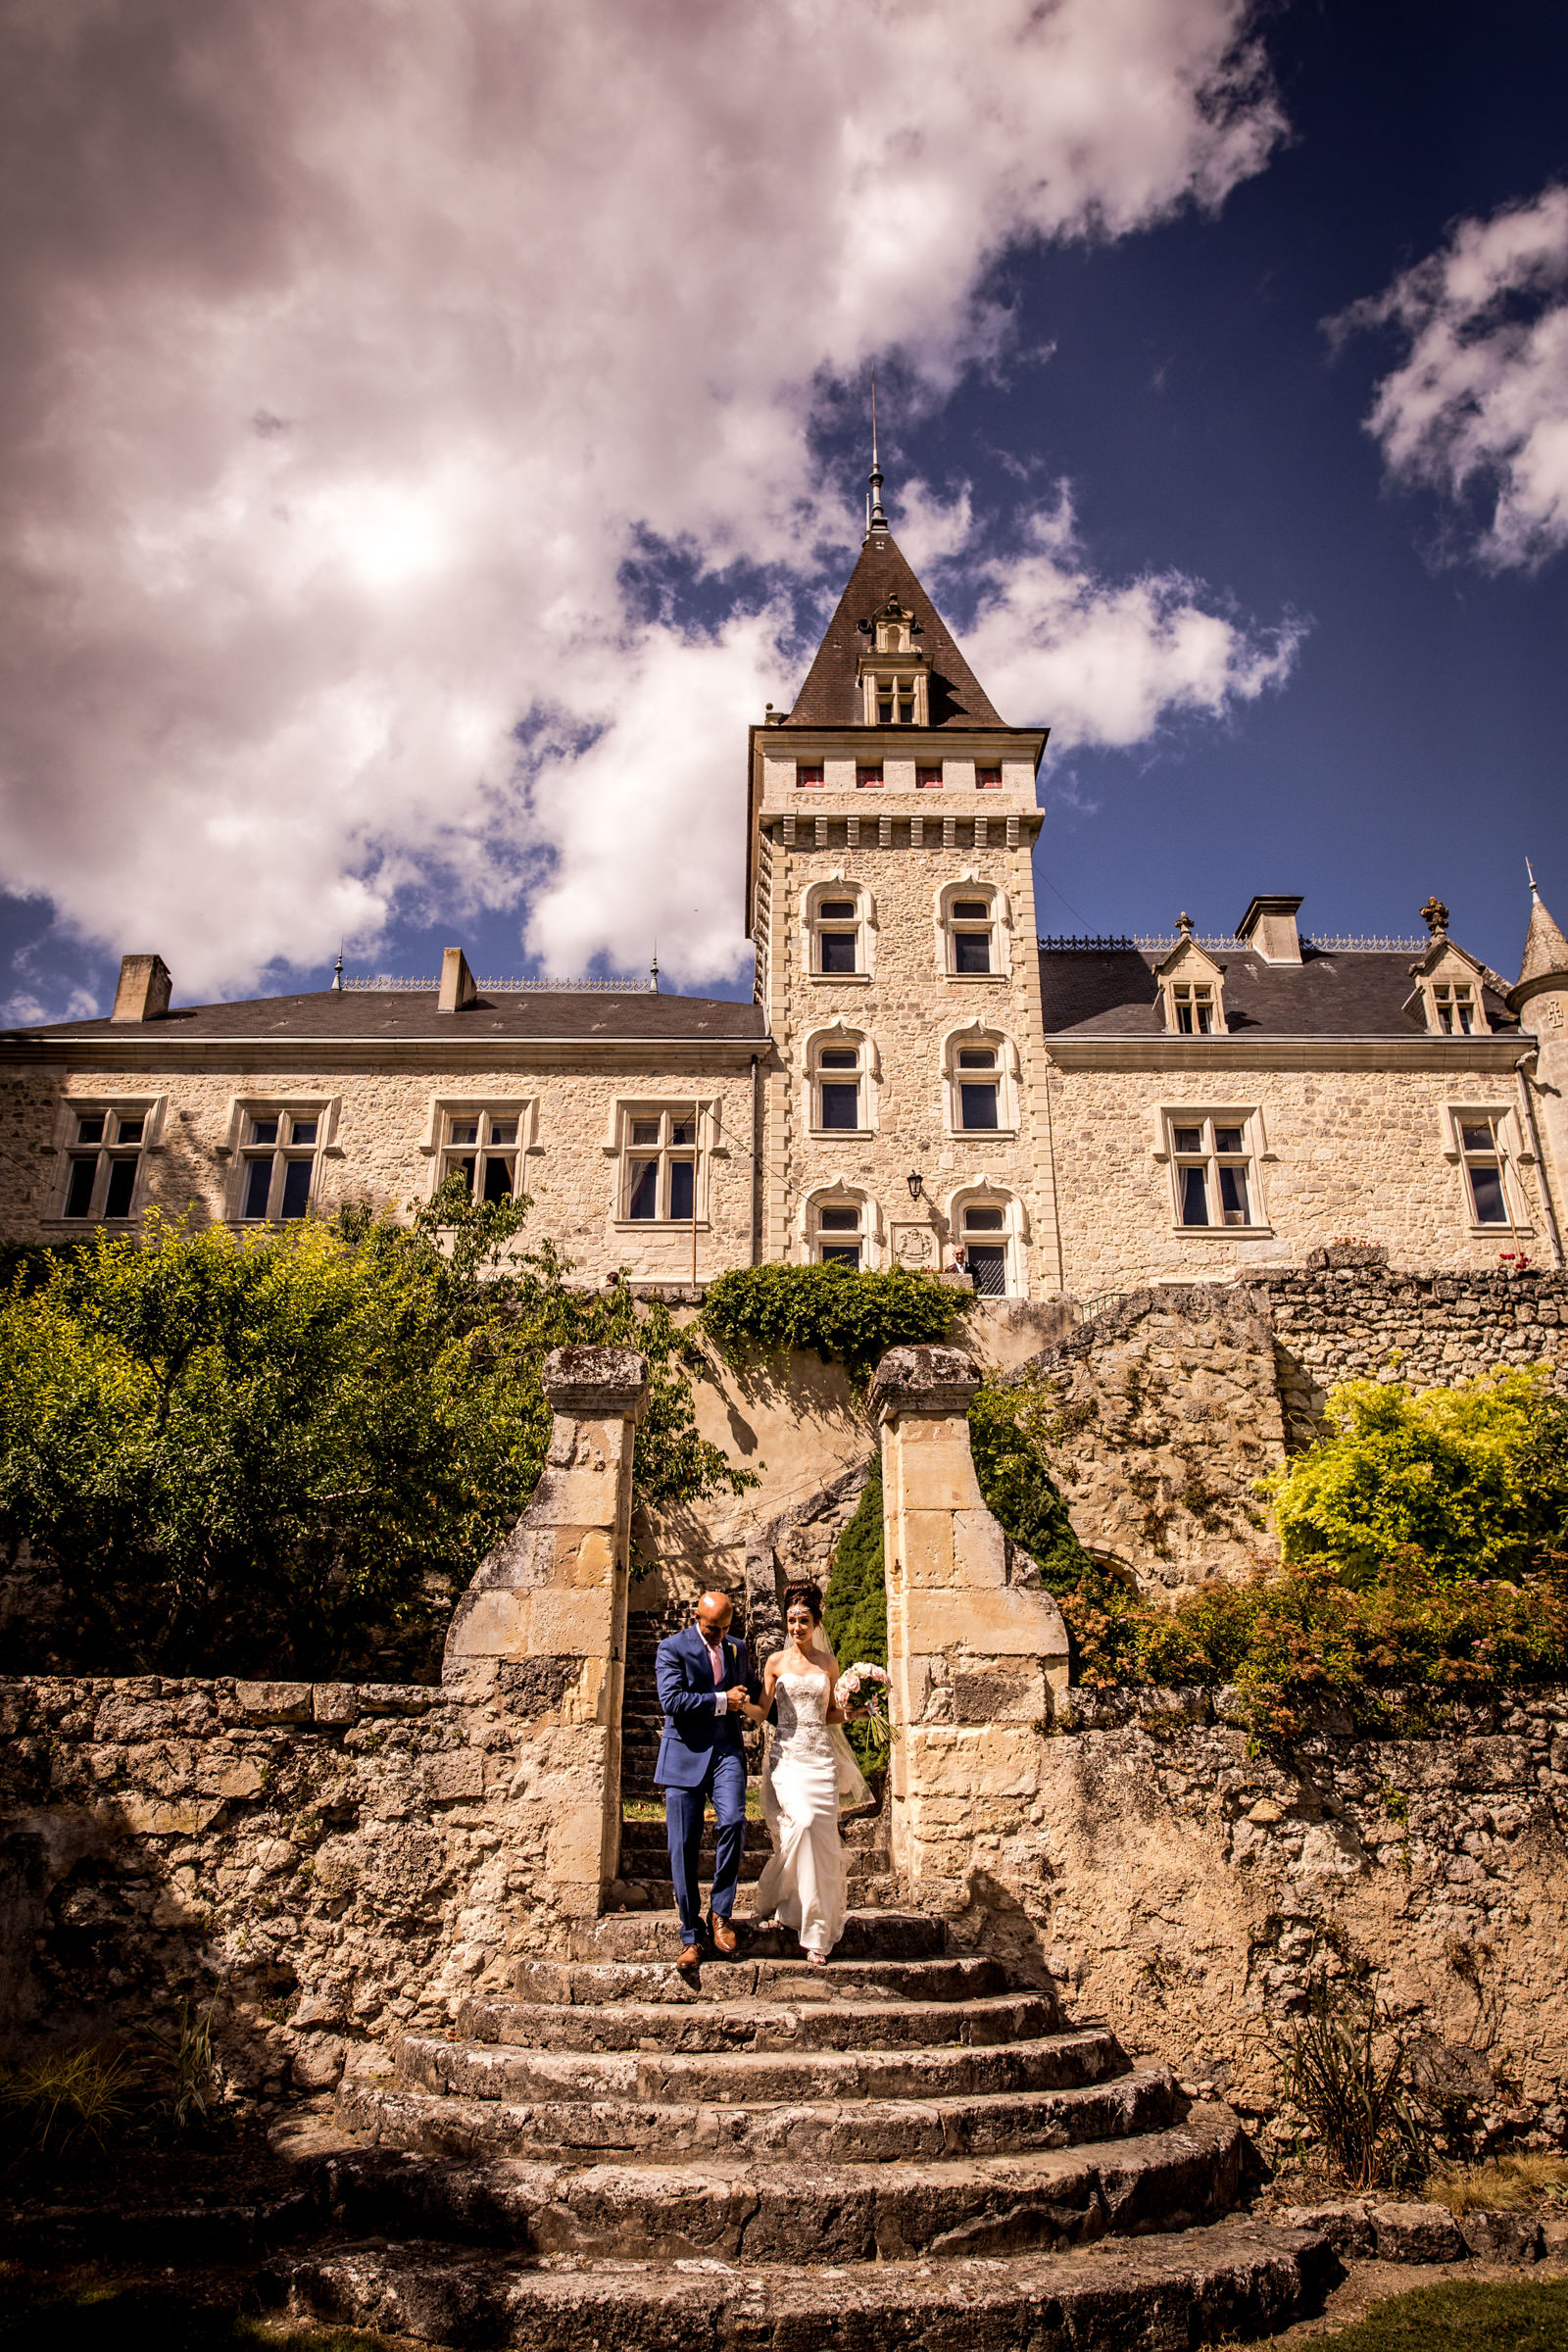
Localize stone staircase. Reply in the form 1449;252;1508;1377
266;1905;1334;2347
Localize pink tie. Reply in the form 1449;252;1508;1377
705;1637;723;1687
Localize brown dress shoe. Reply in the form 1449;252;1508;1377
709;1913;738;1957
675;1936;703;1976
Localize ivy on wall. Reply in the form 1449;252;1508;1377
699;1262;965;1385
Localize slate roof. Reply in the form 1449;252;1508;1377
1037;946;1521;1038
785;527;1009;731
6;988;768;1047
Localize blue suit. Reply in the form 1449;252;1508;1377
655;1625;761;1944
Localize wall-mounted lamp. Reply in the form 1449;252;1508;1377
906;1170;925;1202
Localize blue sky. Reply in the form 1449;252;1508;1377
1;0;1564;1019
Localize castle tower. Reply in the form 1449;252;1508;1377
1509;874;1568;1260
746;474;1054;1296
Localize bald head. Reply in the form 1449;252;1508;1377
695;1591;733;1639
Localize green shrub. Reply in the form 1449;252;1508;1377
1264;1368;1568;1586
824;1465;888;1777
966;1383;1095;1593
0;1186;752;1677
1057;1550;1568;1741
700;1261;963;1384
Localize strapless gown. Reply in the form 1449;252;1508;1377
754;1665;847;1959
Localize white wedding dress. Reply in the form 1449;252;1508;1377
753;1664;867;1959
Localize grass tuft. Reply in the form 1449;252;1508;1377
1425;2152;1568;2216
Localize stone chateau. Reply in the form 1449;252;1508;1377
4;459;1567;1296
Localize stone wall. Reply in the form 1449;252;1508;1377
1000;1284;1287;1589
1255;1250;1568;1447
968;1686;1568;2158
1004;1252;1568;1588
0;1674;565;2100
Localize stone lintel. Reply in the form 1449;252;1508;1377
869;1345;982;1422
541;1345;651;1418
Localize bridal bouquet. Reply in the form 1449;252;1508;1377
837;1661;893;1772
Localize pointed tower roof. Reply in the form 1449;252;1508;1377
1513;871;1568;1007
784;525;1007;729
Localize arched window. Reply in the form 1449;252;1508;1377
947;1188;1024;1298
937;880;1009;979
806;1030;873;1133
807;881;873;979
804;1190;876;1268
942;1026;1019;1136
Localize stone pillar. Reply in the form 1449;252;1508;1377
444;1344;649;1918
870;1345;1069;1910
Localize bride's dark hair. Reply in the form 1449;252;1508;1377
782;1581;823;1623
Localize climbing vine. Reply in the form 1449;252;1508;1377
699;1262;965;1385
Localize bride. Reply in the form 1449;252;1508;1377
735;1582;870;1968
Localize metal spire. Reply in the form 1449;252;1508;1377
330;943;344;992
1528;855;1540;899
867;368;888;533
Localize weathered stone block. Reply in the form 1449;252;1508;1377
1459;2210;1542;2263
233;1681;313;1724
1369;2203;1467;2263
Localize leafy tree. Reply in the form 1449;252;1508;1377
0;1183;750;1678
1264;1369;1568;1586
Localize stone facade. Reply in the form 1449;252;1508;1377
1043;1050;1559;1297
4;514;1568;1310
0;1052;759;1287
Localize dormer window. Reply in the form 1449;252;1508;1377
1154;920;1228;1036
1432;981;1477;1035
1171;982;1216;1035
857;594;930;725
1408;920;1493;1037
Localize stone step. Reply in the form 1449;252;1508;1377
614;1848;770;1883
313;2105;1247;2263
457;1987;1072;2055
264;2213;1331;2349
615;1815;888;1853
394;2027;1125;2112
567;1907;941;1964
509;1951;1015;2007
337;2062;1179;2165
608;1870;901;1910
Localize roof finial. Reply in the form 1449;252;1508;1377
1528;855;1540;900
650;942;660;995
330;942;344;992
867;367;888;535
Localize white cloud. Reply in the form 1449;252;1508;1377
0;0;1286;1001
1334;184;1568;568
934;487;1302;750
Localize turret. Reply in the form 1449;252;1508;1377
1509;868;1568;1262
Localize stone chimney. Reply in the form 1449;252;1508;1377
438;946;478;1013
1235;894;1303;965
110;954;172;1023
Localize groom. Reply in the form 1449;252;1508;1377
655;1590;762;1974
